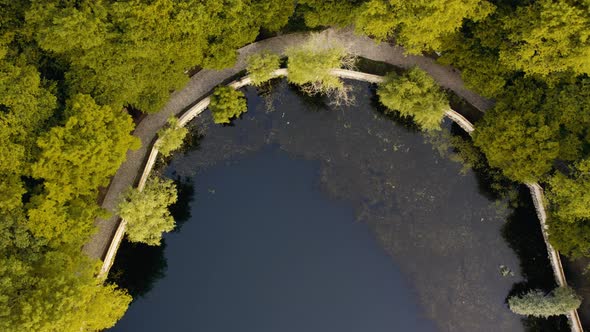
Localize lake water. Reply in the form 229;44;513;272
109;80;567;331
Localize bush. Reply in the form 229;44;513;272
548;215;590;258
547;159;590;223
209;86;247;124
377;67;449;131
508;287;582;318
118;177;177;246
472;105;559;183
156;117;188;157
285;33;355;103
246;51;281;86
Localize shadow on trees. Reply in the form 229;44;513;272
108;239;168;301
502;187;569;331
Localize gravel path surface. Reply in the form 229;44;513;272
83;28;493;261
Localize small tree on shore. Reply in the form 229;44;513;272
285;33;356;105
247;51;281;86
118;177;177;246
156;117;188;157
209;86;247;124
508;286;581;318
377;67;449;131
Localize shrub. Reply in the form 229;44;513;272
156;117;188;157
508;287;581;318
472;105;559;183
285;33;355;103
548;215;590;258
118;177;177;246
209;86;247;124
246;51;281;86
547;159;590;223
377;67;449;131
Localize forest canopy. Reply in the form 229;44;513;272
2;0;590;330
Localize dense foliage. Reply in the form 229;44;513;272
0;1;294;330
156;117;188;157
118;177;177;246
3;0;590;328
246;51;282;86
300;0;493;54
209;86;248;124
285;33;355;100
508;287;582;318
377;68;449;131
24;0;295;113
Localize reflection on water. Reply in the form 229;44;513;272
111;79;566;331
108;239;168;300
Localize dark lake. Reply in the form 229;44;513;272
109;80;567;331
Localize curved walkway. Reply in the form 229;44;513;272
84;28;493;262
84;28;581;332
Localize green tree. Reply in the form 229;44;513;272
285;33;355;100
498;0;590;76
377;67;449;131
25;0;294;113
27;94;138;244
547;159;590;223
0;250;131;332
508;287;581;318
251;0;295;32
118;177;177;246
472;80;560;182
474;109;559;182
31;94;139;200
297;0;358;28
0;54;58;206
246;51;281;86
542;78;590;161
209;86;247;124
437;26;512;98
548;216;590;258
353;0;494;53
156;117;188;157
